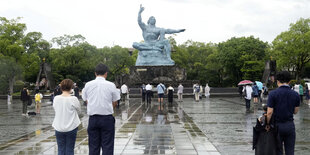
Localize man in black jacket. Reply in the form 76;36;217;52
20;87;29;116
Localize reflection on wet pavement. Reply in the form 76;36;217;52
0;97;309;155
179;97;310;155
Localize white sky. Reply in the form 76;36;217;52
1;0;310;48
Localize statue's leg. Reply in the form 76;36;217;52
133;42;155;51
163;40;172;59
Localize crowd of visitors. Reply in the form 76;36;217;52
16;62;310;155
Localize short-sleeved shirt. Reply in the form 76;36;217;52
177;85;183;94
146;84;152;91
121;84;128;94
267;85;300;123
243;85;253;100
157;84;166;94
82;77;120;116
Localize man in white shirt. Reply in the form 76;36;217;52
146;83;153;104
177;84;184;102
82;63;120;155
121;84;129;102
243;84;253;112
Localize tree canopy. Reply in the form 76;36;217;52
271;18;310;80
1;16;310;94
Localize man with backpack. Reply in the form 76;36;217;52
157;83;166;103
193;83;200;102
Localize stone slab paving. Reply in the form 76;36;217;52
179;97;310;155
0;98;220;155
0;97;309;155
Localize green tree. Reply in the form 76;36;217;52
49;42;98;85
52;34;86;48
0;56;22;94
21;32;51;83
172;40;217;85
20;53;40;82
99;46;135;81
0;17;26;95
23;32;50;58
205;50;225;86
271;18;310;80
217;36;268;85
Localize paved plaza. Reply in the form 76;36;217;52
0;97;309;155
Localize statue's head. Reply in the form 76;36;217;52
147;16;156;25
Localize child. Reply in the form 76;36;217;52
258;104;268;126
35;90;43;114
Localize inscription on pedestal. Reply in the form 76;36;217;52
136;68;147;72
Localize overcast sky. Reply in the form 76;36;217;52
1;0;309;48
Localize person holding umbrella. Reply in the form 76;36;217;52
239;80;253;112
256;81;263;103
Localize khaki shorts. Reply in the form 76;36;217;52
36;101;41;108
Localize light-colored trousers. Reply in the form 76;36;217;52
178;93;183;101
194;92;200;101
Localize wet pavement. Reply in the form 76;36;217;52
0;97;309;155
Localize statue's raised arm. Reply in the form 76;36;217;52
138;4;146;30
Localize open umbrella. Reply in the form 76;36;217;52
238;80;253;86
255;81;263;90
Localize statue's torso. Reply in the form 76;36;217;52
143;26;160;42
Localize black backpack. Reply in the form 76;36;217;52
263;87;268;95
195;85;200;93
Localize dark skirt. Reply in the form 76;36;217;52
168;90;173;103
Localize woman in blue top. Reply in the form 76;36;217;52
252;83;259;103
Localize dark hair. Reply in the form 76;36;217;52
276;71;291;83
60;79;74;91
95;63;109;75
262;104;267;111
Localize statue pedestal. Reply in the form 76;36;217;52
119;66;186;87
135;50;174;66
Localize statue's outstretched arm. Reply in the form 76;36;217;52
138;4;146;30
159;28;185;41
164;28;186;34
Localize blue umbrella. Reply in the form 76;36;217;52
255;81;263;90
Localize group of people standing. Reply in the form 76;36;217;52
20;87;43;116
139;83;175;105
138;83;211;104
193;83;210;102
292;82;310;105
52;63;120;155
241;82;268;112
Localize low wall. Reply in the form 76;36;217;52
0;87;241;99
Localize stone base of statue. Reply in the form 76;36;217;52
117;65;187;87
135;50;174;66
